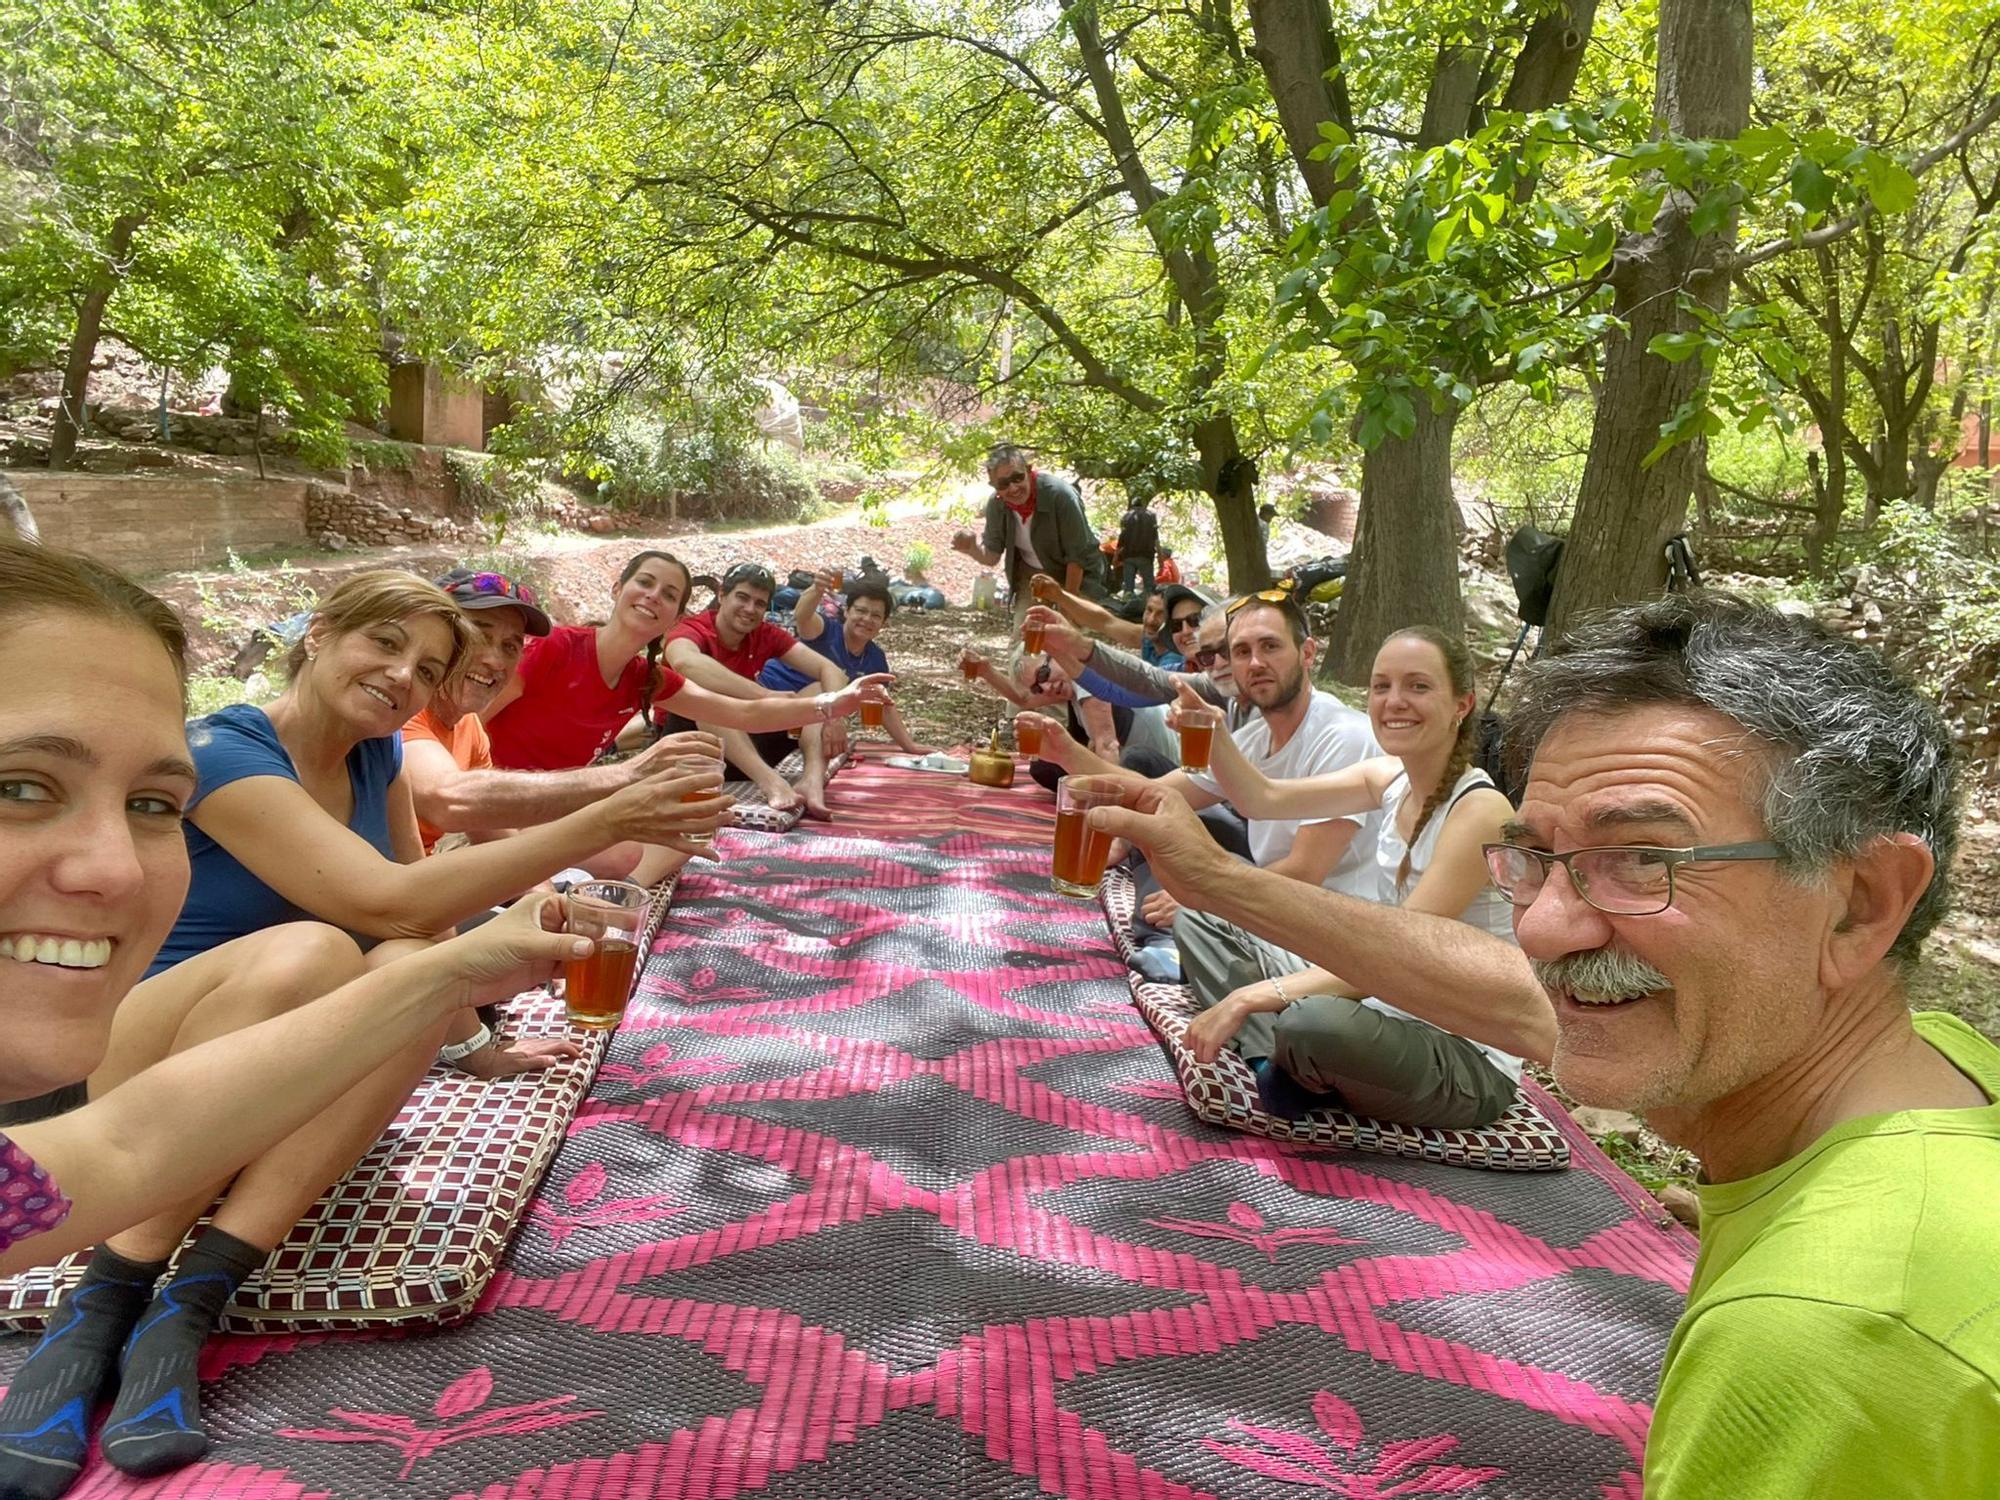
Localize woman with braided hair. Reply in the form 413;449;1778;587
1163;626;1518;1128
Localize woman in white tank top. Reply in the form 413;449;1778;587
1170;626;1523;1121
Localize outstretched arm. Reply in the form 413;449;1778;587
1083;779;1554;1062
5;897;588;1272
1031;579;1140;648
404;730;722;837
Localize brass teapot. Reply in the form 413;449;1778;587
968;728;1017;788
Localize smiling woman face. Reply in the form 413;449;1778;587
304;612;457;738
0;612;196;1099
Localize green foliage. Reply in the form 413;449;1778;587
1869;502;2000;681
192;550;317;636
903;540;934;577
0;0;399;459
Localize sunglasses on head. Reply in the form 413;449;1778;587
722;564;775;594
449;571;539;608
1224;587;1293;617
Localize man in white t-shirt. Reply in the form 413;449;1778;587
1018;594;1380;951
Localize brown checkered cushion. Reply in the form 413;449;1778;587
1099;871;1571;1173
0;874;683;1331
726;748;852;833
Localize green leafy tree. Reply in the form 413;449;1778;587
0;0;398;468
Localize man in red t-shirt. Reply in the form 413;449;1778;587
403;568;723;879
665;562;848;819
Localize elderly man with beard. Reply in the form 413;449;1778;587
1083;592;2000;1499
401;568;722;882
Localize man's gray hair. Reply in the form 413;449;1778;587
1504;592;1960;961
986;443;1028;474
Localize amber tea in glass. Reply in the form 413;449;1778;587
859;698;885;729
1022;620;1046;655
1052;782;1119;897
1177;706;1220;772
1016;718;1044;757
563;881;649;1030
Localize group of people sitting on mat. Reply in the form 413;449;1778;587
3;432;1999;1500
943;441;1999;1498
0;536;928;1495
963;577;1541;1133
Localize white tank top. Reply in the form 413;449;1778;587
1360;765;1523;1084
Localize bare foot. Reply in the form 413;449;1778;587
764;779;802;813
799;774;831;821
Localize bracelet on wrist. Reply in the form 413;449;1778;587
438;1023;494;1065
1267;976;1292;1008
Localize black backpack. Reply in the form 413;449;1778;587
1475;709;1524;807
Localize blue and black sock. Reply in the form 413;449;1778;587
99;1227;266;1479
0;1245;164;1500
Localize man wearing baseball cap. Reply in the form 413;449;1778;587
401;568;721;871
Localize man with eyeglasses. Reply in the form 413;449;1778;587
1085;592;2000;1499
951;444;1108;612
664;563;850;820
401;568;723;872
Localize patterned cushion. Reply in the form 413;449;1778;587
0;875;683;1332
1100;871;1571;1173
726;748;852;833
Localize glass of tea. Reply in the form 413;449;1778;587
1022;618;1046;655
1051;781;1120;898
562;881;649;1031
680;748;723;848
827;568;844;591
1016;716;1044;757
1176;705;1221;771
859;697;886;730
959;651;981;681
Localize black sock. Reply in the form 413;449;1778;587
99;1228;267;1479
0;1246;164;1500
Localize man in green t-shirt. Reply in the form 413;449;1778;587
1488;594;2000;1498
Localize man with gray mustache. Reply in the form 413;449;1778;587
1084;592;1999;1498
1486;592;1998;1499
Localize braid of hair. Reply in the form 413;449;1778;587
1400;713;1477;887
642;636;664;730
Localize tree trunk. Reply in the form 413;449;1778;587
1193;413;1267;592
1543;0;1751;639
49;214;143;472
1327;402;1464;682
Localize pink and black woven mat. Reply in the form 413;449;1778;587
0;753;1695;1498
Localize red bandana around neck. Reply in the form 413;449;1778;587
1002;466;1038;522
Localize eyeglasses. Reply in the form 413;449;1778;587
445;571;539;608
1188;645;1225;669
1482;841;1786;917
1224;587;1292;617
1169;612;1203;633
991;470;1029;492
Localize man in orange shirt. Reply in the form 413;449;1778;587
401;569;718;876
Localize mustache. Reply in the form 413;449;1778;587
1532;948;1670;998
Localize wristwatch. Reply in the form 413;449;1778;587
438;1023;494;1065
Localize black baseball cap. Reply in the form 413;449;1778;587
434;568;552;636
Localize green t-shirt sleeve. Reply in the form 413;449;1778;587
1647;1295;2000;1500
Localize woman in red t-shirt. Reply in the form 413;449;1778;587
482;550;889;773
